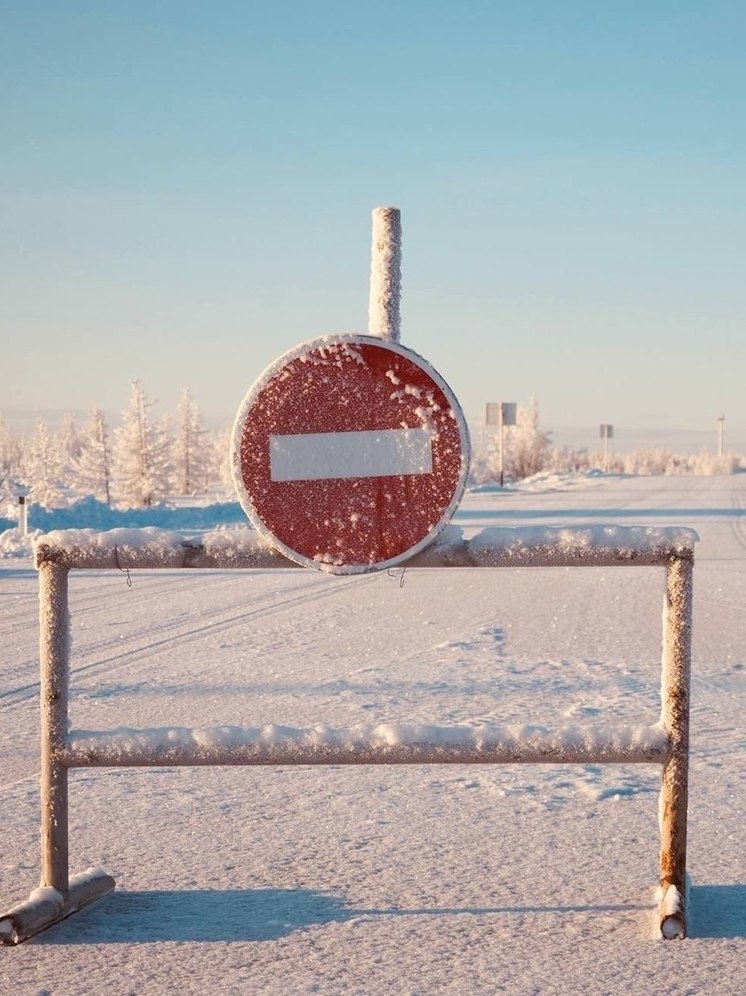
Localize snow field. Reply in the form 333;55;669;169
0;475;744;993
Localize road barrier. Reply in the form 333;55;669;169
0;523;696;943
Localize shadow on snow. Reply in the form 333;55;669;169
33;883;746;943
689;884;746;939
35;889;652;945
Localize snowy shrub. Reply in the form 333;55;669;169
547;446;741;477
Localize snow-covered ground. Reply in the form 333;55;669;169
1;475;744;994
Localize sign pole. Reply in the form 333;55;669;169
600;424;614;473
499;407;505;487
368;206;402;342
486;403;516;488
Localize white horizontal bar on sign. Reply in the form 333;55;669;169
269;428;433;482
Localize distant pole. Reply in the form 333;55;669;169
600;424;614;473
486;402;516;487
717;416;725;457
368;206;402;342
18;496;28;538
499;407;505;487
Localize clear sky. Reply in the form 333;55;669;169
2;1;744;444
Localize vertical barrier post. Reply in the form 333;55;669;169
39;562;70;897
658;553;694;938
368;206;402;342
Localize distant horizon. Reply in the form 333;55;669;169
2;403;742;456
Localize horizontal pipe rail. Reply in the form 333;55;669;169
59;723;670;768
35;524;697;572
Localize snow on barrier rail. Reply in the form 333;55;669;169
0;523;697;943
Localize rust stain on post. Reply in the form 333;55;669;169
658;554;693;938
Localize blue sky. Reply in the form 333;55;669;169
2;1;744;445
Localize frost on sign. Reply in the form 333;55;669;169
231;334;470;574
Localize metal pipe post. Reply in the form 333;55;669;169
368;206;402;342
658;553;694;938
38;562;70;896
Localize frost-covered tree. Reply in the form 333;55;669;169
58;412;82;464
25;418;65;506
174;389;210;494
215;425;236;497
73;408;113;505
112;380;173;506
504;397;552;480
56;411;83;490
0;413;23;492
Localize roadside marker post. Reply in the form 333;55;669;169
485;402;517;486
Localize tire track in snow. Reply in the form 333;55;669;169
0;571;378;712
0;572;245;704
728;486;746;552
687;483;746;760
0;570;241;641
690;670;746;760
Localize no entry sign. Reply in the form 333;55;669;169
231;334;470;574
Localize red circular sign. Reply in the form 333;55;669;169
231;334;470;574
